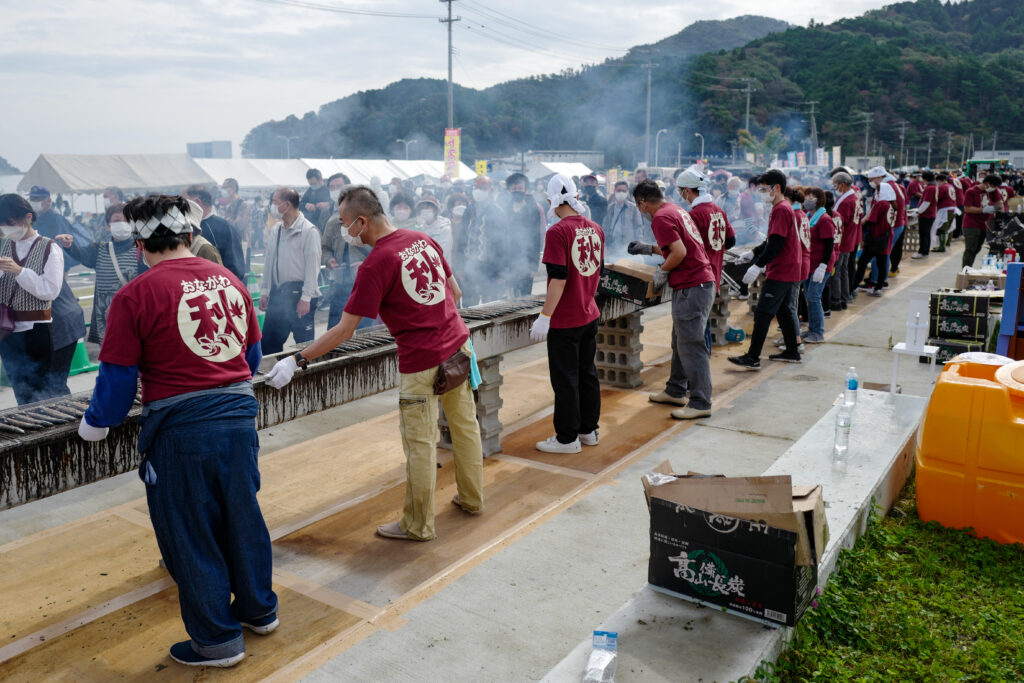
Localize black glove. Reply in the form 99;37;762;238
627;241;658;256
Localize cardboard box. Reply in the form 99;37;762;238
955;272;1006;291
928;314;998;342
929;290;1001;318
919;337;986;364
642;463;829;627
599;259;663;305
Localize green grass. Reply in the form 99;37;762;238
749;479;1024;682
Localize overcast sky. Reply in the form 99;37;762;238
1;0;895;171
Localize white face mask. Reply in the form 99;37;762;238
103;197;113;209
269;203;283;219
757;188;771;202
614;191;627;202
417;210;436;226
452;205;467;218
29;200;45;213
329;189;342;203
109;221;133;241
393;207;411;222
2;224;28;241
342;217;365;246
441;181;452;190
472;189;489;204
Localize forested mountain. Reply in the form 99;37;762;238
243;0;1024;169
242;15;789;165
0;157;20;174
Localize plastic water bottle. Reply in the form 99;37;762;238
833;404;851;472
845;367;859;408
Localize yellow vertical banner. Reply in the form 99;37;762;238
475;160;488;176
444;128;461;178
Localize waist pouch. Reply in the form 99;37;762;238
433;349;471;395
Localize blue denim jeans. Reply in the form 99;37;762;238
804;274;829;337
870;225;904;281
144;416;277;658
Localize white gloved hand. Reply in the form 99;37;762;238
652;268;669;292
735;250;755;265
742;264;763;285
78;415;109;442
530;314;551;342
812;263;828;283
265;356;298;390
982;205;997;214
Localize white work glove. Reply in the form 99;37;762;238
812;263;827;283
652;268;669;292
742;264;763;285
78;415;109;442
982;205;996;214
265;356;297;389
530;314;551;342
735;250;755;265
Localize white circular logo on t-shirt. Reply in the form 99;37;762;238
399;240;447;305
833;215;844;245
177;275;247;362
678;209;703;243
947;186;956;201
797;215;811;249
886;206;897;226
570;226;602;276
708;212;727;251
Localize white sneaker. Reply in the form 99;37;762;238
580;430;599;446
535;436;582;453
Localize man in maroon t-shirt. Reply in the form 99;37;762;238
961;174;1004;268
913;170;939;256
265;186;484;542
529;174;605;452
630;179;716;418
729;169;803;369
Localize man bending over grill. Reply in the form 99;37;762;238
265;185;484;542
77;194;276;669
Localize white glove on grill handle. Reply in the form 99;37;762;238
78;416;109;442
735;250;754;265
742;264;763;285
530;314;551;342
265;356;298;390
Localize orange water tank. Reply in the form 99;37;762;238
916;355;1024;545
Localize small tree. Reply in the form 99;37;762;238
738;128;788;166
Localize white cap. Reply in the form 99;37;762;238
866;166;887;179
676;166;709;190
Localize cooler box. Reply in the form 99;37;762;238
916;354;1024;544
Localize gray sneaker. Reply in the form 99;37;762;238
803;333;826;344
580;430;599;446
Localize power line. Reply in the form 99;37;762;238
248;0;437;19
460;0;628;53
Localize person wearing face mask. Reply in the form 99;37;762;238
800;187;835;344
412;196;453;257
460;176;509;304
28;185;80;268
961;174;1005;268
885;171;908;276
630;180;717;418
931;173;960;253
912;170;938;258
259;187;322;355
580;175;608;226
503;173;545;297
728;170;803;370
529;174;604;451
854;168;897;298
78;193;275;668
218;177;253;254
829;171;861;308
674;167;735;353
265;186;483;541
300;168;332;230
0;194;67;404
602;180;644;256
54;202;138;344
435;175;454;203
389;193;417;229
321;173;371;329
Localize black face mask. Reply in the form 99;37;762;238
511;191;526;203
583;186;596;196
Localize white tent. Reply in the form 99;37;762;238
527;161;594;179
389;159;475;180
244;159;311;188
17;154;211;194
0;174;23;194
192;158;274;189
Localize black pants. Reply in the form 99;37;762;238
855;240;889;292
46;341;76;398
951;212;964;239
962;227;986;269
0;324;55;405
917;216;935;254
747;279;800;359
846;249;858;296
890;227;906;271
547;319;601;444
261;281;317;355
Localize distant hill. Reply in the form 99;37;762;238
688;0;1024;163
0;156;20;174
242;15;790;166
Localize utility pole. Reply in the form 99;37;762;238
439;0;460;130
276;135;299;159
897;120;908;170
741;79;756;132
945;132;953;168
969;132;975;159
804;101;819;159
729;139;738;164
992;131;998;152
960;135;967;166
926;128;935;167
643;60;658;165
858;112;873;156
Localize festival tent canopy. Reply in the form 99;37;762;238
388;159;475;180
17;154;211;194
191;158;274;189
528;161;594;179
244;159;312;188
